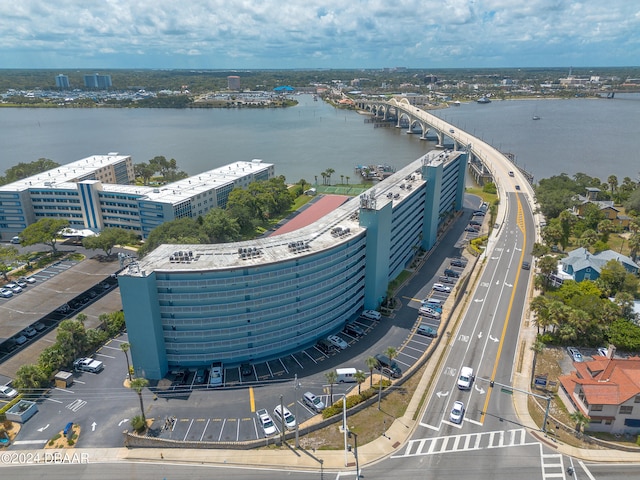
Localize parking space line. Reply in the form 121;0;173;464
403;344;425;353
96;353;115;359
199;419;210;442
44;398;62;403
249;387;255;412
236;418;240;441
278;358;289;374
266;362;274;377
290;354;303;369
183;419;194;441
102;345;121;351
303;350;318;364
217;419;226;441
253;418;259;439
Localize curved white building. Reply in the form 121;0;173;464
118;150;468;379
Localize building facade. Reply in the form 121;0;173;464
83;73;112;89
55;74;70;89
227;76;241;90
117;150;468;379
0;155;274;240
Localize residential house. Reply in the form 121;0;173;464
558;248;639;282
559;356;640;434
573;187;631;229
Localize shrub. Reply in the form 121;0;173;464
131;415;146;433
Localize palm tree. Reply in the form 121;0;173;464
366;356;378;388
325;370;338;405
607;175;618;199
530;339;545;379
354;370;367;395
569;411;590;435
130;377;150;422
345;176;350;186
321;172;327;185
384;346;398;379
340;174;344;185
121;342;132;382
325;168;335;185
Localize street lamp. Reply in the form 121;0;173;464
348;430;360;480
333;393;349;466
294;374;301;448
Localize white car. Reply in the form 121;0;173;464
432;283;451;293
5;283;22;294
418;306;441;319
327;335;348;350
73;357;104;373
361;310;381;321
19;276;37;284
209;362;224;386
0;288;13;298
257;408;277;436
0;384;18;399
450;401;465;424
273;404;297;430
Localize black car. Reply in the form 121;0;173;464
522;261;531;270
240;363;253;377
444;269;460;278
344;323;365;337
316;339;337;355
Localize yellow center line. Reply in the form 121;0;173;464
249;386;255;412
480;194;527;423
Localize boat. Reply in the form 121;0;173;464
453;100;461;107
477;96;491;104
532;115;541;120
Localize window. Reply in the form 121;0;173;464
590;404;603;412
635;395;640;404
619;405;633;415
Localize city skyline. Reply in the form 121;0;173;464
1;1;639;70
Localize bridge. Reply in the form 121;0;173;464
355;97;533;186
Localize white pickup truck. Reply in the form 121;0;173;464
73;357;104;373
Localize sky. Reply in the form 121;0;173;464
1;1;639;70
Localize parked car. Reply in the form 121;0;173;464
257;408;277;436
15;279;28;288
13;334;28;345
5;283;22;294
450;259;466;267
450;401;465;424
209;362;224;386
33;322;46;332
316;339;337;355
327;334;348;350
303;391;325;413
433;283;451;293
0;288;13;298
344;322;365;337
473;210;486;216
73;357;104;373
597;347;609;357
417;325;438;337
0;384;18;399
567;347;583;363
273;404;296;430
443;269;460;278
22;326;37;337
194;368;206;384
240;363;253;377
419;306;441;318
361;310;381;321
19;276;36;284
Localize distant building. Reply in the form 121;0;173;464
55;74;70;89
84;73;112;89
227;76;240;90
0;155;274;240
558;248;639;282
573;187;631;229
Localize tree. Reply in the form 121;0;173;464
569;411;590;435
607;175;618;199
597;259;629;296
121;342;132;382
628;232;640;262
82;227;139;257
541;222;563;250
20;218;69;254
384;346;398;379
0;245;19;281
13;363;48;391
596;219;614;242
202;208;241;243
577;229;598;249
134;162;157;185
325;168;335;186
56;319;89;362
366;356;378;388
345;176;350;186
623;188;640;214
138;217;207;257
354;370;367;395
0;158;60;186
558;211;575;251
130;377;150;422
537;255;559;291
325;370;338;405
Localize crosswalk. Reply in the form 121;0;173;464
540;453;568;480
393;428;534;458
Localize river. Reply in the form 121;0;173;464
1;93;638;183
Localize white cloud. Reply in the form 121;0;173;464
0;0;638;68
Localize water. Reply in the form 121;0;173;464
0;96;435;184
431;93;640;182
1;94;638;183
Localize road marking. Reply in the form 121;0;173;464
44;397;62;404
480;194;527;425
183;419;194;441
249;386;255;412
66;399;86;412
217;419;226;441
96;353;115;359
199;419;210;442
12;440;48;445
